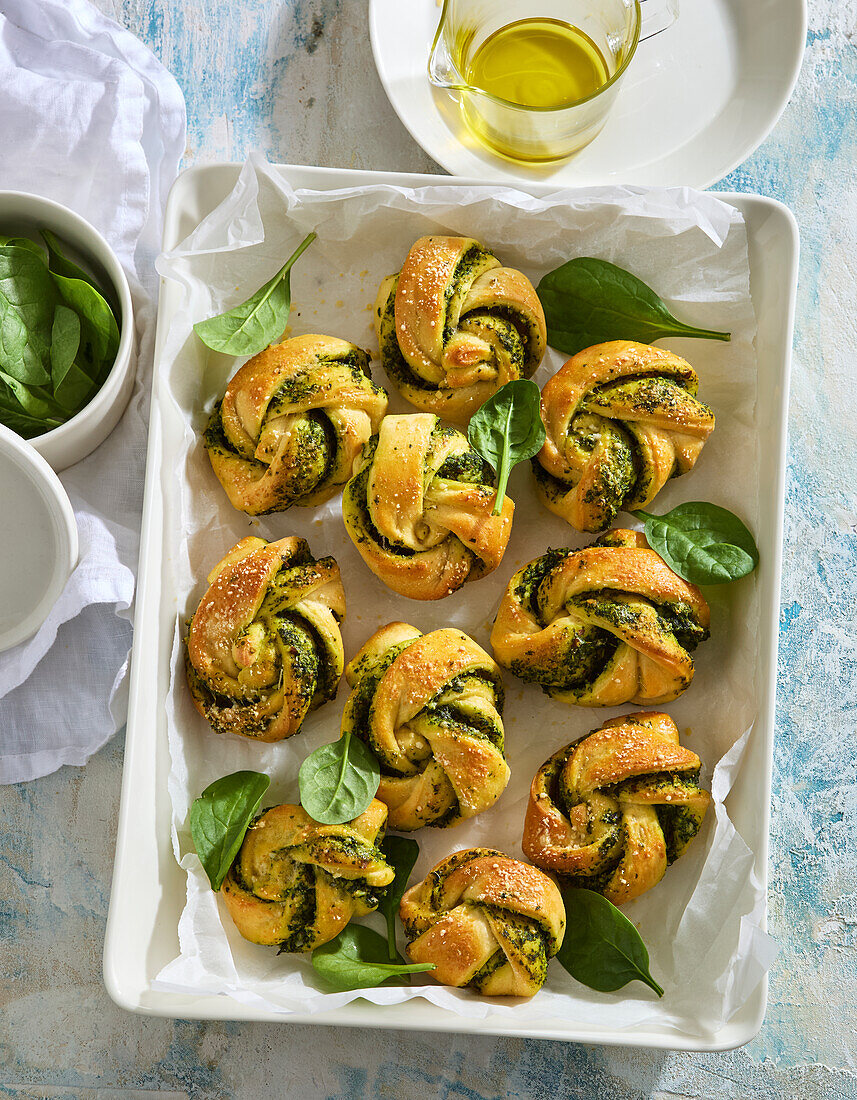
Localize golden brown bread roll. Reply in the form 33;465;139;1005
186;536;345;741
375;235;546;422
523;712;710;905
342;412;513;600
221;799;394;950
399;847;565;997
534;341;715;532
205;334;387;515
490;529;710;706
341;622;510;830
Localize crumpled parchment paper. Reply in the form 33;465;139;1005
152;154;777;1037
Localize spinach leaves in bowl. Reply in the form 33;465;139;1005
0;229;120;438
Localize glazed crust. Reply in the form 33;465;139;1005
342;412;514;600
399;847;565;997
221;799;394;950
205;334;387;515
522;712;711;905
186;535;345;741
490;529;710;706
374;236;546;422
341;621;510;830
534;341;715;532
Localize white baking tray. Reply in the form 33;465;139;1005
103;163;797;1049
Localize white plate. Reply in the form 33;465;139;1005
104;163;797;1049
369;0;806;188
0;424;78;651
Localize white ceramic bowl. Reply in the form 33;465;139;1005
0;423;78;652
0;191;135;472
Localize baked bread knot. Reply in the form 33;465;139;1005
534;341;715;532
399;847;565;997
490;529;710;706
342;413;513;600
221;799;394;951
205;334;387;515
186;536;345;741
342;622;510;830
375;236;546;422
523;712;710;905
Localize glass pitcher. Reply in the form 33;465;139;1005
429;0;678;163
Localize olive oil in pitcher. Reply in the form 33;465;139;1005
429;0;640;163
464;18;610;109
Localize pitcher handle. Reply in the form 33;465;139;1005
640;0;679;41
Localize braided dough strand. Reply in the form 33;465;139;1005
490;529;710;706
343;413;513;600
523;712;711;905
222;799;394;950
375;236;546;422
186;536;345;741
400;848;565;996
342;622;509;830
206;334;387;515
535;341;715;532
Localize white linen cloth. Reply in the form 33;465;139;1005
0;0;185;782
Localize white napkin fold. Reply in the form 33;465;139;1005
0;0;185;782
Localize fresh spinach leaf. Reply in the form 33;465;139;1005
635;501;759;585
0;244;60;385
189;770;270;891
0;369;65;422
194;231;316;356
299;728;380;826
378;835;420;961
557;888;664;996
53;363;98;414
0;236;45;259
312;924;435;992
41;229;112;302
50;306;81;390
467;378;545;515
50;269;120;367
537;257;731;355
0;378;63;437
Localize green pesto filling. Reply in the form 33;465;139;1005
346;640;417;761
657;802;703;863
463;303;530;370
446;669;505;719
468;905;550;991
579;430;636;511
274;615;319;708
442;243;488;343
377;278;435;393
313;835;389;907
203;400;234;459
512;548;572;621
228;852;317;954
585;373;703;415
468;949;505;991
435;446;493;485
276;869;318;953
658;601;709;650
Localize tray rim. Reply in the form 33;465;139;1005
104;161;798;1050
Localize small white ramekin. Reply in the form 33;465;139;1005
0;423;78;653
0;191;135;472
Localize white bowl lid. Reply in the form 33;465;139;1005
0;424;78;653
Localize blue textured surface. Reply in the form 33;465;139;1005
1;1;856;1097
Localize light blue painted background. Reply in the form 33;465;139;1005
2;1;856;1097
